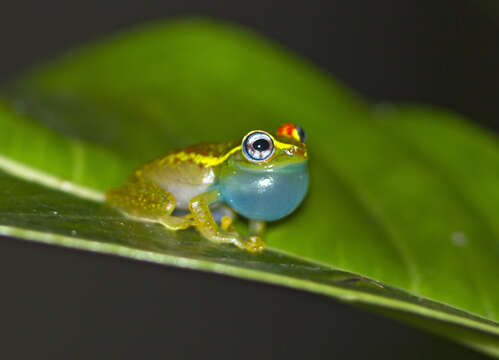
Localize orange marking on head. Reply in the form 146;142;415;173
277;123;295;137
277;123;302;142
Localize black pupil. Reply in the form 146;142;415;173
253;138;270;151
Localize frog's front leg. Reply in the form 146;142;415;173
210;204;236;231
249;219;266;246
189;189;265;253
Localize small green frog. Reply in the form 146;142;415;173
107;123;308;253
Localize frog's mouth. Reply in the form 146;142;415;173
236;160;308;173
273;161;308;173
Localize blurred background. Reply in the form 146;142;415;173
0;1;497;358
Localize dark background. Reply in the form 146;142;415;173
0;1;497;359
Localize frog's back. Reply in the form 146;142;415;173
136;141;238;209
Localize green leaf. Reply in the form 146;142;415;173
1;18;498;356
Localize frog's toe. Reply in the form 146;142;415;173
241;236;266;253
211;204;236;226
160;215;193;230
220;216;234;231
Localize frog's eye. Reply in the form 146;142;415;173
242;131;275;162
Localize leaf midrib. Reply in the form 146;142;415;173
0;223;498;338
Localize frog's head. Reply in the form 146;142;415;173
220;123;309;221
238;123;308;169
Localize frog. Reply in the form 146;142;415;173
106;123;308;253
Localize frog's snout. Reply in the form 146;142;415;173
284;144;308;160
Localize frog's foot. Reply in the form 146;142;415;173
160;215;193;230
238;236;266;253
211;204;236;227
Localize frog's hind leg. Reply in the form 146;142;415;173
106;175;193;230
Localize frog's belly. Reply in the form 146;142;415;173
147;164;216;210
163;182;212;209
